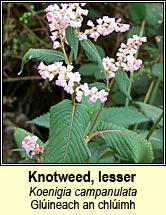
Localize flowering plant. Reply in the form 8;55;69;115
14;3;162;163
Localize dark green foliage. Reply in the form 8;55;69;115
66;26;79;60
88;141;116;163
115;71;132;100
129;3;146;24
44;100;91;163
20;48;65;73
80;39;105;75
97;121;154;163
100;106;150;128
28;112;50;128
133;102;163;126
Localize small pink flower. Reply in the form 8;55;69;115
119;24;130;32
45;3;89;48
77;7;88;16
77;32;88;40
102;57;118;78
116;35;147;72
70;20;82;28
97;90;109;103
96;18;103;25
141;37;147;42
75;83;90;102
76;90;84;102
38;62;69;81
66;65;74;72
88;94;98;104
56;74;67;87
22;135;44;158
81;83;90;96
87;20;94;27
78;16;130;41
80;3;87;7
53;41;60;49
89;32;100;41
88;87;98;104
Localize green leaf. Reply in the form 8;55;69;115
100;106;150;128
143;45;161;61
150;128;163;163
83;44;106;62
127;26;142;39
150;128;163;150
20;48;65;74
79;63;105;80
97;121;154;163
133;102;163;126
129;3;146;24
111;91;126;106
132;71;151;95
28;112;50;128
88;8;102;21
95;45;106;59
66;26;79;59
14;128;44;158
136;128;163;151
80;39;105;75
79;63;100;76
152;63;163;80
89;82;106;90
115;71;132;100
88;141;116;163
81;96;100;121
145;3;163;27
44;100;91;163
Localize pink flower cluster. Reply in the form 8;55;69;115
76;84;108;104
37;62;108;104
116;35;147;72
102;57;118;78
45;3;88;49
45;3;130;47
77;17;130;41
38;61;64;81
37;4;147;105
22;135;44;158
55;67;81;95
101;35;147;76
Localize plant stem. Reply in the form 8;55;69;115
144;79;155;103
133;79;155;131
62;43;69;64
71;93;76;106
146;112;163;141
86;102;105;138
21;22;48;47
86;78;115;142
60;36;69;64
125;20;145;107
149;76;161;105
125;72;133;107
87;129;129;142
108;78;115;89
3;76;42;82
86;78;115;140
69;50;74;64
